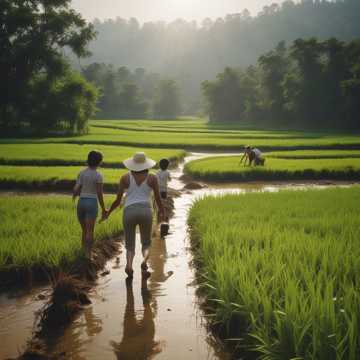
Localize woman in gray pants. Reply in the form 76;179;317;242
105;152;165;278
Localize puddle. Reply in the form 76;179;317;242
0;152;351;360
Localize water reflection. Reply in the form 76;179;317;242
111;278;162;359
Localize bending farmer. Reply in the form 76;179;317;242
240;146;265;166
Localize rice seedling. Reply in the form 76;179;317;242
0;144;185;167
185;156;360;182
188;187;360;359
0;195;124;272
1;119;359;151
0;166;126;191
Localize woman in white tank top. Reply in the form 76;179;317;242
105;153;165;279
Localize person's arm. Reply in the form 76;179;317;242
106;175;127;219
73;173;82;200
167;170;171;181
239;152;246;165
149;175;165;221
96;182;106;214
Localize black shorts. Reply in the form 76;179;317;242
160;191;167;199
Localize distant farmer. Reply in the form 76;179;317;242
240;146;265;166
104;152;165;279
73;150;107;260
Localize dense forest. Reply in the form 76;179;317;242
202;38;360;130
82;64;181;118
0;0;98;136
81;0;360;114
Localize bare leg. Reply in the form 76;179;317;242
84;219;96;259
79;220;87;255
126;250;135;277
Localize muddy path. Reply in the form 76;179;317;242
0;152;350;360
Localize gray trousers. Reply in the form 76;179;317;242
123;203;152;253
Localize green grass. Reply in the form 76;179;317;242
0;195;123;271
185;156;360;182
188;187;360;359
1;119;359;151
267;150;360;159
0;144;186;167
0;166;127;191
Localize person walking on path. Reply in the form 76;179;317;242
73;150;107;260
105;152;165;279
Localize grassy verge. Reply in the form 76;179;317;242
0;195;123;281
0;166;127;191
0;144;185;168
188;188;360;359
185;156;360;182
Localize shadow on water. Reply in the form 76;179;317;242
110;278;162;360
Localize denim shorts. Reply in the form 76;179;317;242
77;197;98;222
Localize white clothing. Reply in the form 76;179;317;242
253;148;262;158
124;173;152;208
156;170;171;192
76;168;103;199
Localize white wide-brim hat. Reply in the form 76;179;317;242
123;152;156;172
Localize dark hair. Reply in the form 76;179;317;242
87;150;103;167
159;158;170;170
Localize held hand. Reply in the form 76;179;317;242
99;209;109;223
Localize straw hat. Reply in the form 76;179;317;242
123;152;156;172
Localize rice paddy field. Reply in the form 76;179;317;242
0;144;185;167
188;187;360;359
185;156;360;182
0;166;127;191
1;119;360;150
0;195;123;273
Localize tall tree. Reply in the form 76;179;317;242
152;80;181;119
0;0;96;134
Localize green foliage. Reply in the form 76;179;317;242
188;188;360;359
0;0;97;135
85;0;360;114
202;38;360;130
152;80;181;119
0;195;122;271
185;155;360;181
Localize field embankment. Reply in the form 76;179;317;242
188;187;360;359
185;155;360;182
0;195;123;287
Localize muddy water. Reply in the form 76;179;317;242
0;152;348;360
0;286;48;359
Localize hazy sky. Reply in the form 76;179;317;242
71;0;287;23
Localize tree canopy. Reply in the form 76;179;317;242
0;0;97;135
80;0;360;114
202;38;360;130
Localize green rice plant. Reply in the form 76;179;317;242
0;195;123;272
1;119;359;151
188;187;360;359
185;156;360;182
267;150;360;159
0;144;185;167
0;166;126;191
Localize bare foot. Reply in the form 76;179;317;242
125;267;134;278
